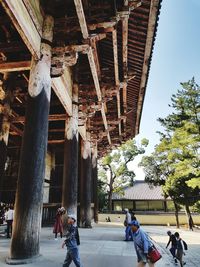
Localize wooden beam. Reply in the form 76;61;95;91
74;0;111;145
87;48;111;144
52;76;72;116
1;0;41;59
135;0;160;135
74;0;89;39
48;140;65;144
112;29;121;136
0;60;31;73
2;0;73;119
12;113;67;123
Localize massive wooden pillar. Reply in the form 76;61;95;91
0;73;12;202
92;143;98;223
62;84;79;216
9;16;54;263
80;135;92;228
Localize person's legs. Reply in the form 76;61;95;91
148;262;155;267
10;220;13;236
6;221;11;238
71;248;82;267
170;246;178;264
176;250;183;267
137;262;146;267
63;250;72;267
125;226;130;240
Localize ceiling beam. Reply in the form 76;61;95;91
1;0;41;59
135;0;160;135
1;0;73;117
0;60;31;73
74;0;111;145
112;29;121;136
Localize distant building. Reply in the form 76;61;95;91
112;181;174;212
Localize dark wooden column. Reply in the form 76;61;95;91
9;16;54;263
92;143;98;223
80;135;92;228
62;84;79;216
0;73;13;202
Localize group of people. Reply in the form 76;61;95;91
124;208;188;267
166;230;188;266
0;203;14;238
124;209;158;267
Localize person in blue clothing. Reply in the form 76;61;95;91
129;220;155;267
62;214;82;267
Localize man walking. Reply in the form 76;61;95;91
124;208;132;241
62;214;82;267
5;206;14;238
166;230;177;265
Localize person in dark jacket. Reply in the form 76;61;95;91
62;214;82;267
166;230;178;264
174;232;187;267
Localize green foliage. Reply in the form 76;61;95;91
140;78;200;212
187;178;200;189
98;138;148;210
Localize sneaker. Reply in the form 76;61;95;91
54;238;58;240
174;258;178;265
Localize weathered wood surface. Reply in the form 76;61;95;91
62;84;79;216
10;15;54;261
80;136;92;228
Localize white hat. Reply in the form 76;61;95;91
124;208;129;212
68;214;77;221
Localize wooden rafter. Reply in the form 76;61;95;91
74;0;111;145
1;0;73;117
0;60;31;73
135;0;160;135
112;29;121;136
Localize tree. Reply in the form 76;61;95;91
140;140;181;228
140;78;200;228
98;138;148;211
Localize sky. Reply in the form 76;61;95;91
131;0;200;179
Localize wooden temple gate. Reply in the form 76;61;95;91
0;0;161;263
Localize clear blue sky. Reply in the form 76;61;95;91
132;0;200;178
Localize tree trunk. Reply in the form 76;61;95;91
185;204;194;230
108;190;113;212
174;201;180;229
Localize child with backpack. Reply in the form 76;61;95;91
174;232;188;267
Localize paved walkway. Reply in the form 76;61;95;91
0;224;199;266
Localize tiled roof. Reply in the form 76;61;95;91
112;181;169;200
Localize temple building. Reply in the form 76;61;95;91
0;0;161;263
112;180;174;212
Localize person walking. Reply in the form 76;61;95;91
166;230;178;265
62;214;82;267
53;207;65;240
5;205;14;238
124;208;132;241
174;232;187;267
129;220;155;267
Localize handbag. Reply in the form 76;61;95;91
148;245;162;263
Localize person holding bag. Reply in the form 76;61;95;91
129;220;161;267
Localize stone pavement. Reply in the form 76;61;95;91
0;223;199;266
145;225;200;267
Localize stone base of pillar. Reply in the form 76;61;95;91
6;254;41;265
